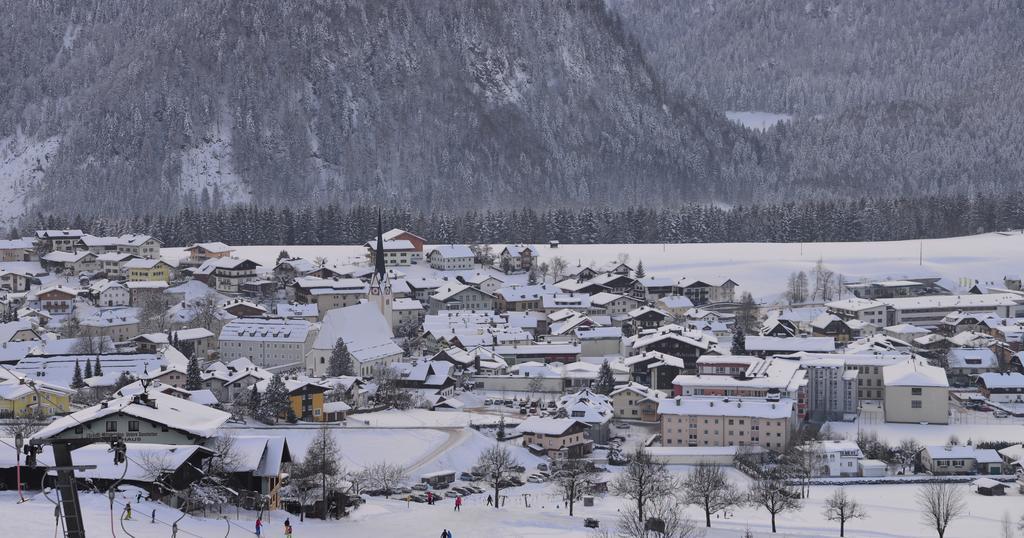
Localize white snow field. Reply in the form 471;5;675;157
725;111;793;131
165;231;1024;301
5;473;1021;537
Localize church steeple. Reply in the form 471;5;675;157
369;208;393;327
374;208;386;278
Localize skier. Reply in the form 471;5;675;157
426;491;433;505
151;509;156;524
124;502;132;520
440;530;448;538
255;516;262;536
486;494;493;507
454;495;462;512
284;518;293;538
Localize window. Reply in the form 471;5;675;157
128;421;139;432
911;387;922;396
911;400;922;409
106;421;118;432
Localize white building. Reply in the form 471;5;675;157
428;245;475;271
810;440;865;477
307;302;403;377
882;359;949;424
218;318;317;368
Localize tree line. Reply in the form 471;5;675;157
20;190;1024;247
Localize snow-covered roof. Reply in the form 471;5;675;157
515;417;589;436
882;359;949;387
610;382;665;401
657;396;794;419
0;320;38;343
187;242;232;253
59;443;211;481
885;323;930;335
542;293;592;310
42;250;96;263
924;445;1001;463
33;390;230;441
744;336;835;353
977;372;1024;389
275;303;319;318
313;302;401;363
826;298;886;312
657;295;695;309
219;318;312;343
947;348;998;369
429;245;474;259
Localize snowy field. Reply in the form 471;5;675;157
725;111;793;131
165;231;1024;300
8;474;1021;537
222;425;449;472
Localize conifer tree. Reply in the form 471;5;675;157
328;339;354;377
93;356;103;377
731;324;746;354
260;374;291;423
635;260;646;278
84;357;93;378
594;359;616;395
247;385;262;419
71;359;85;389
185;355;203;390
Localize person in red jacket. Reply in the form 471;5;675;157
454;496;462;512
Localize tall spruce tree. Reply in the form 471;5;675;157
247;385;262;419
92;356;103;377
731;324;746;354
328;339;354;377
594;359;616;395
84;357;93;378
635;260;646;278
260;374;291;423
185;355;203;390
71;359;85;389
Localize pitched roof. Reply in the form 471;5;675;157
882;359;949;387
32;390;230;441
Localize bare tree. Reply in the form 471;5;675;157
553;458;597;516
894;438;923;474
549;256;569;282
748;469;802;533
917;482;966;538
782;442;821;499
611;447;677;530
373;364;412;409
366;461;407;499
346;469;372;495
140;295;169;332
812;259;837;301
475;444;521;509
188;292;221;332
615;497;701;538
681;463;743;528
73;335;113;355
823;488;867;537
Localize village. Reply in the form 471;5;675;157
3;225;1024;537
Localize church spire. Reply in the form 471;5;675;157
375;208;386;278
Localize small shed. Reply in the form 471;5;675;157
549;240;560;248
973;477;1009;496
421;469;456;489
858;459;887;477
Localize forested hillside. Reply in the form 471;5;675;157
0;0;756;217
609;0;1024;198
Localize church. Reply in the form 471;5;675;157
304;213;404;377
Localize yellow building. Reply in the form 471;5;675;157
288;383;329;422
0;381;72;417
125;258;173;282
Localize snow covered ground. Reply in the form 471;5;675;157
165;231;1024;301
725;111;793;131
7;474;1021;537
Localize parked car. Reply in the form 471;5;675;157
615;422;631;429
444;490;459;498
484;399;494;405
527;475;545;483
994;410;1009;418
537;463;549;472
412;483;429;491
460;472;476;481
